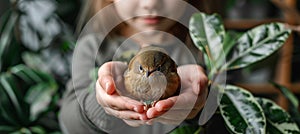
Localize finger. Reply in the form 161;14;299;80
192;67;208;95
145;98;176;118
146;107;166;119
105;95;144;112
146;108;190;119
96;81;144;113
154;99;175;112
95;79;113;105
192;80;207;97
154;88;207;120
98;62;116;95
167;92;197;110
177;65;207;90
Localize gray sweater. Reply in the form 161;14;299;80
59;34;202;134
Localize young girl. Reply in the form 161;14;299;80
59;0;208;133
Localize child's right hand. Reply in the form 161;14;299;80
96;61;147;126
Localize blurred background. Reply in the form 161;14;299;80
0;0;299;133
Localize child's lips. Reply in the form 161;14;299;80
141;16;162;24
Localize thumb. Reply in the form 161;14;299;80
98;62;116;95
98;75;116;95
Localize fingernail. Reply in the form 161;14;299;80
105;83;109;91
157;107;163;112
140;115;148;121
134;107;138;112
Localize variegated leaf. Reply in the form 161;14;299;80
226;23;291;70
189;12;226;74
256;97;300;134
271;82;300;126
271;82;298;109
220;85;266;134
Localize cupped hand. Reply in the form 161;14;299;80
96;61;148;126
146;64;208;125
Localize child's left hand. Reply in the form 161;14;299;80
145;64;208;125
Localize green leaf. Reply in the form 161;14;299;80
0;85;19;126
256;97;300;134
0;65;58;124
223;31;242;57
0;74;23;122
10;65;44;84
271;82;298;108
29;126;46;134
25;83;57;121
0;10;22;72
0;12;18;71
0;9;12;32
271;82;300;127
0;126;18;133
17;0;62;51
225;23;291;70
220;85;266;134
22;52;50;73
12;127;32;134
189;12;226;76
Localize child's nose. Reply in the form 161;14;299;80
140;0;160;11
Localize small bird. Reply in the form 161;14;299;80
121;46;181;109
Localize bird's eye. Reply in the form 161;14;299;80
139;65;143;72
157;66;161;71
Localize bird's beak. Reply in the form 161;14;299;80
146;70;155;77
146;71;150;77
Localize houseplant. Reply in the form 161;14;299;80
0;0;78;133
173;12;300;133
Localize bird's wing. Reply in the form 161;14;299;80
116;69;133;97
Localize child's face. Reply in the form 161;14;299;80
114;0;187;33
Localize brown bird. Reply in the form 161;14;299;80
121;46;181;109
